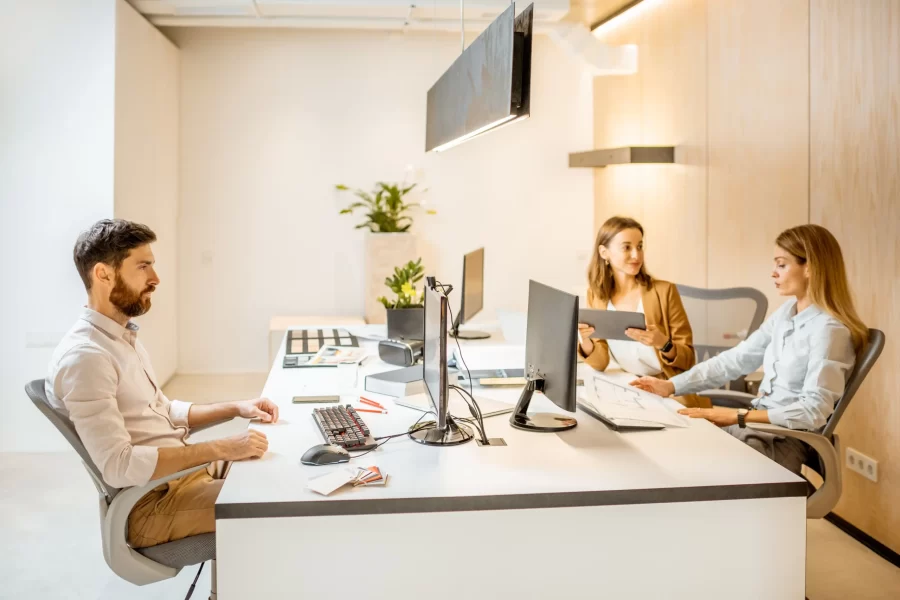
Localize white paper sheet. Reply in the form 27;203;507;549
582;371;690;428
306;468;357;496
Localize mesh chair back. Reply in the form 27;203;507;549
822;329;885;438
25;379;121;501
676;285;768;391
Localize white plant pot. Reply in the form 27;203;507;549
364;232;418;324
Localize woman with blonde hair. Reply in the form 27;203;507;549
578;216;695;380
632;224;866;473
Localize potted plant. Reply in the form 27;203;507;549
336;181;428;232
335;181;433;324
379;258;425;340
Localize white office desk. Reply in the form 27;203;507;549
216;325;806;599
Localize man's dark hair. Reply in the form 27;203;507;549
73;219;157;291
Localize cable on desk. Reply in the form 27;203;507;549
349;413;429;460
433;279;474;399
450;384;488;444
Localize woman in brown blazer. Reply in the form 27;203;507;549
578;216;695;381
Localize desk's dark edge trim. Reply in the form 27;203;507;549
216;481;807;520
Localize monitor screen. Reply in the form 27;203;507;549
461;247;484;324
524;280;578;412
422;284;449;428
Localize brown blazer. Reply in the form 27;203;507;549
579;279;695;380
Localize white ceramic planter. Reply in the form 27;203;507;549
364;231;418;324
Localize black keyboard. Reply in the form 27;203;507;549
313;405;378;451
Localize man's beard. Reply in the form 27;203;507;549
109;273;153;318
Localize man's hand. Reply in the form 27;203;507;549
678;407;739;427
216;429;269;461
630;376;675;397
235;397;279;423
625;325;669;349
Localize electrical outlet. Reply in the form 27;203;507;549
846;447;879;482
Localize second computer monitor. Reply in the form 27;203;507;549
409;281;475;446
450;247;490;340
509;280;578;432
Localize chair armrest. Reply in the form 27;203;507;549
101;463;212;584
698;389;755;408
747;423;841;519
109;463;211;519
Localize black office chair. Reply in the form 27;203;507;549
676;284;768;397
25;379;217;599
698;329;885;518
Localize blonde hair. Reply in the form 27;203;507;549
776;224;867;351
587;216;652;303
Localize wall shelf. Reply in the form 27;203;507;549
568;146;675;168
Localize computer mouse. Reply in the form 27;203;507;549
301;443;351;466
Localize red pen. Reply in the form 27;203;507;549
356;407;388;414
359;397;385;410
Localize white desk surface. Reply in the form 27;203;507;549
216;324;805;519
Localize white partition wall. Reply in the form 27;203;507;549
0;0;117;452
114;0;181;384
0;0;180;450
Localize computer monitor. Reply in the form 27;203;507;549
509;280;579;432
450;247;490;340
409;280;475;446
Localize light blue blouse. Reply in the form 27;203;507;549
670;299;856;430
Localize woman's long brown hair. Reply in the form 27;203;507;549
776;224;868;351
587;216;653;303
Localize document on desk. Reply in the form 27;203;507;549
582;372;690;428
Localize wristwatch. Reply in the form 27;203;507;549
660;338;674;354
737;408;750;428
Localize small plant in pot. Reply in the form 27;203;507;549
379;258;425;340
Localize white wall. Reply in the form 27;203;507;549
0;0;117;451
114;0;181;384
173;27;595;374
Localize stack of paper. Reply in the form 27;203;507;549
306;465;390;496
352;466;387;487
582;372;690;428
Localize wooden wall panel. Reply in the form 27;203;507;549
810;0;900;554
592;0;707;289
706;0;809;311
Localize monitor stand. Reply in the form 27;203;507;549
409;416;475;446
449;328;491;340
509;377;577;432
449;313;491;340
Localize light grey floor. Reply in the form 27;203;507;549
4;374;899;599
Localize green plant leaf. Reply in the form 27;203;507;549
354;190;374;203
335;184;349;191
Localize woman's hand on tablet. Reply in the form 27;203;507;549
625;324;668;349
578;323;596;356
